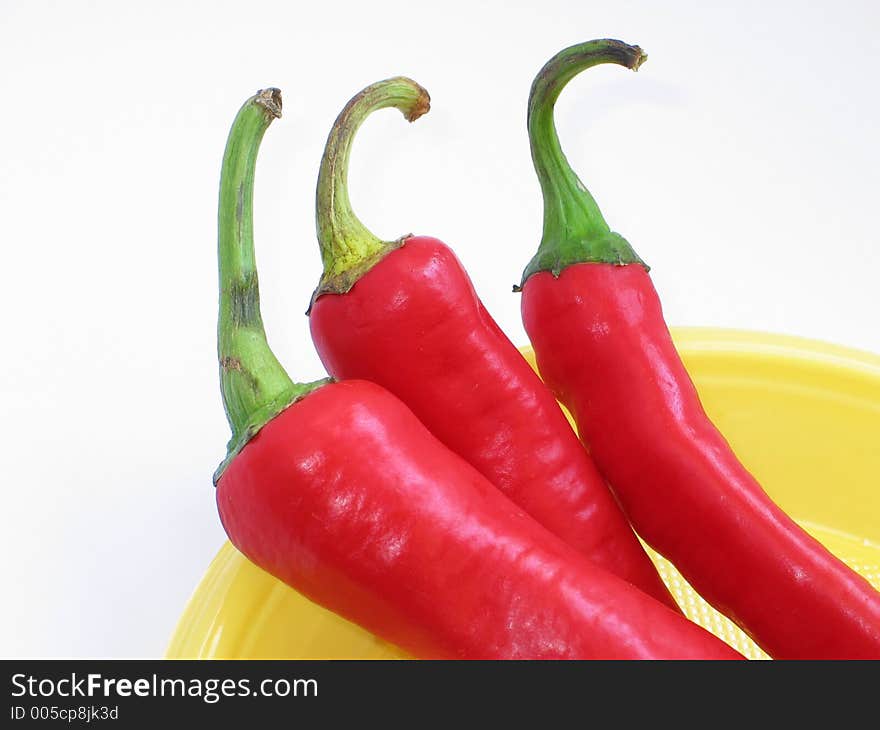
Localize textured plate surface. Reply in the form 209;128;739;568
167;329;880;659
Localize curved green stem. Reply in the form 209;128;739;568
313;77;430;302
216;88;326;481
518;39;648;289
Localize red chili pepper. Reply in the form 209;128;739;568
213;86;742;660
307;78;678;611
517;39;880;659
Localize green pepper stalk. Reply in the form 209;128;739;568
313;77;430;303
518;39;648;289
216;88;326;481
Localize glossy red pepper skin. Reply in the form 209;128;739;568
218;378;742;659
309;236;678;610
216;85;739;661
522;263;880;659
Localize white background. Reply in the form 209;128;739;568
1;1;878;657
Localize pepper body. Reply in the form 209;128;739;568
218;378;741;659
214;84;741;661
310;236;677;609
522;263;880;659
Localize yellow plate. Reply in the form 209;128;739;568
167;328;880;659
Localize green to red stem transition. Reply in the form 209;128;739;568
518;39;649;289
313;77;430;303
216;88;326;482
